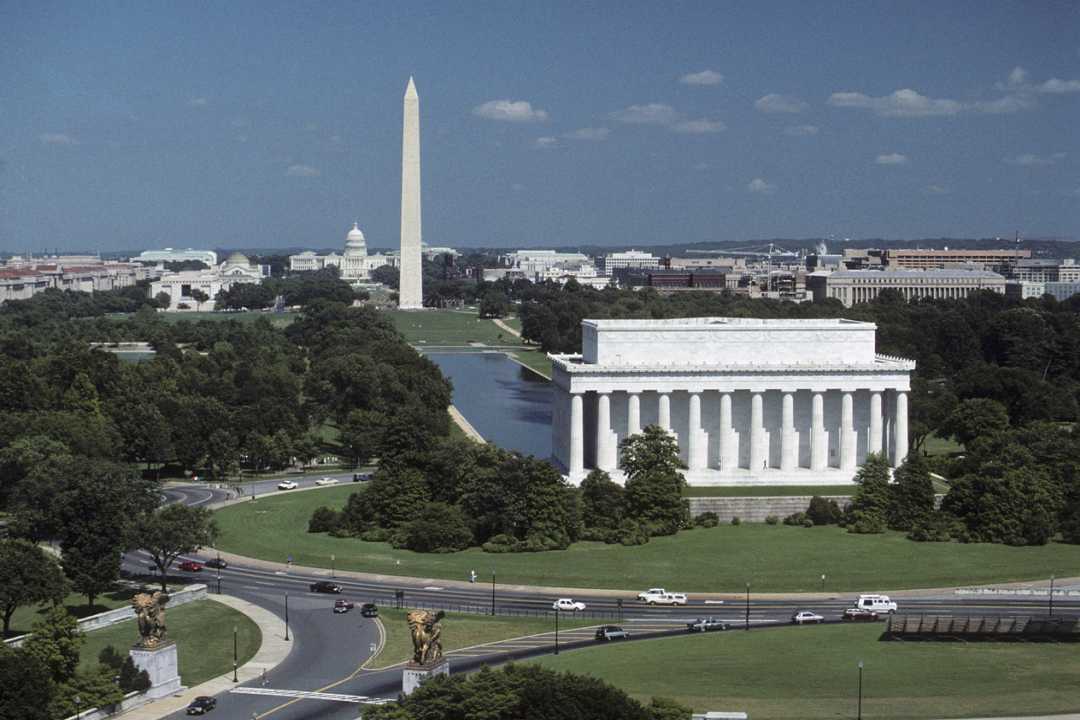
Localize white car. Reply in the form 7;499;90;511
552;598;586;612
315;477;338;486
647;592;688;606
637;588;667;601
791;610;825;625
277;480;299;490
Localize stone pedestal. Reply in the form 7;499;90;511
402;660;450;696
129;642;182;699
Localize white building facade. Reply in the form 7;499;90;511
288;224;389;281
150;252;264;311
134;248;218;266
550;317;914;486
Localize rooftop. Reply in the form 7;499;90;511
829;269;1004;280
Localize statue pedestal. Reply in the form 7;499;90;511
402;659;450;696
130;642;183;699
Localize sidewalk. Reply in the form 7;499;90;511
120;595;291;719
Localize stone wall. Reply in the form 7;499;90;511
687;496;852;523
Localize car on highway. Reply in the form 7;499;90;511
855;594;898;614
791;610;825;625
310;581;343;594
687;617;730;633
637;588;668;602
204;558;227;569
552;598;586;612
842;607;880;622
186;696;216;715
315;477;338;486
594;625;631;641
277;480;299;490
645;592;688;606
360;603;379;618
352;473;372;482
333;599;354;614
178;560;203;572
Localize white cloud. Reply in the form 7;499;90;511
754;93;808;113
1008;66;1029;87
39;133;78;145
472;99;549;122
611;103;680;125
924;185;951;196
972;95;1033;114
783;124;819;136
1038;78;1080;94
875;153;909;165
680;69;724;86
747;178;775;194
1005;152;1066;166
534;136;559;149
672;118;726;134
828;88;963;117
286;164;320;177
563;127;610;141
189;97;208;107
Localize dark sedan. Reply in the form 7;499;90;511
186;696;216;715
310;581;342;594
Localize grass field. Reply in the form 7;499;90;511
387;309;523;347
534;623;1080;719
683;485;856;497
922;432;963;457
78;599;261;686
370;608;593;669
214;486;1080;592
507;349;552;378
8;587;139;638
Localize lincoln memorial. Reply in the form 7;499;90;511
549;317;915;486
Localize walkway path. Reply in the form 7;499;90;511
120;596;291;720
491;317;521;338
448;405;484;441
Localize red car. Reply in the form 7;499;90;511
179;561;203;572
333;599;355;614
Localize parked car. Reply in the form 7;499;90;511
204;558;227;569
646;592;688;606
842;607;880;622
277;480;299;490
333;599;355;614
310;581;342;594
855;594;898;614
595;625;631;641
178;561;203;572
791;610;825;625
315;477;338;486
552;598;586;612
186;696;216;715
637;588;668;602
352;473;372;482
360;603;379;618
687;617;730;633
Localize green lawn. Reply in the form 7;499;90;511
370;609;593;669
78;599;261;687
508;349;552;378
159;310;299;327
502;316;523;333
8;587;140;639
214;487;1080;592
387;309;523;347
683;485;855;497
534;623;1080;719
922;432;963;457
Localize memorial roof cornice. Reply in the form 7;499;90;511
549;353;915;375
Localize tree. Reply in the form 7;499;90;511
888;453;936;530
371;265;400;290
478;291;510;319
189;288;210;311
580;469;625;530
133;504;218;592
846;452;891;534
397;502;474;552
0;540;68;637
621;426;689;535
938;398;1009;447
22;605;83;683
339;409;386;467
154;291;171;308
0;645;54;720
205;428;240;480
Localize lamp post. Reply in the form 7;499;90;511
331;554;335;579
554;607;560;655
490;570;496;616
1049;574;1055;617
232;625;238;682
74;695;81;720
821;573;826;593
216;565;222;595
744;582;750;631
284;593;290;641
857;660;864;720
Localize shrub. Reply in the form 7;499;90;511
617;519;651;546
783;511;807;526
765;515;779;525
358;527;392;542
482;533;520;553
846;509;886;534
806;496;844;525
694;512;719;528
730;516;742;526
907;511;954;542
308;506;342;534
396;502;474;553
97;646;124;671
117;656;151;693
579;527;616;543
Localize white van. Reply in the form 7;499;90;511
856;594;898;613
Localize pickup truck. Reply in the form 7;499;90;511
646;592;688;606
637;588;667;602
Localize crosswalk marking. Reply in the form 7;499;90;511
231;687;392;705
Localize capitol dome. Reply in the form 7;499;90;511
222;251;250;267
344;223;367;257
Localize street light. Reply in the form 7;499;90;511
821;573;826;593
232;625;238;682
490;570;496;616
331;554;336;579
74;695;81;720
554;607;560;655
284;593;290;641
744;582;750;631
1049;574;1055;617
857;660;864;720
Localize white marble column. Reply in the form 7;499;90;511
869;391;883;456
749;391;765;472
780;392;796;471
596;392;615;470
687;392;704;470
658;392;671;432
840;391;855;471
718;392;734;472
627;392;641;437
810;391;827;472
569;393;584;476
893;390;909;468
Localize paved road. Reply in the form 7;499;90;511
135;482;1080;719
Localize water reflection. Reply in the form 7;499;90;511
426;352;552;459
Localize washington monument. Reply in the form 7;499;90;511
398;76;423;309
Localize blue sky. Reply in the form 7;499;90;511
2;0;1079;252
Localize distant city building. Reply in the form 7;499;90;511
664;256;746;270
0;255;149;304
423;246;459;260
1044;281;1080;302
805;254;844;272
151;252;264;311
134;248;218;266
598;250;661;275
288;224;390;281
1006;258;1080;283
808;269;1006;307
629;269;738;291
501;250;592;277
1005;281;1047;300
880;248;1028;272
